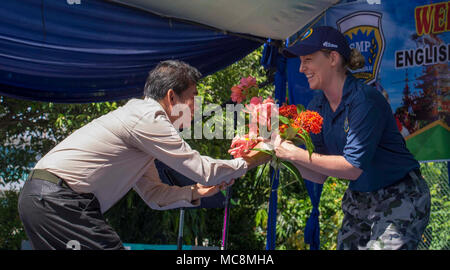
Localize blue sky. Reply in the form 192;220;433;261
375;1;426;111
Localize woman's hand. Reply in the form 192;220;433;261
192;179;235;200
274;138;300;162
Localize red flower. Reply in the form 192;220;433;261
279;104;298;119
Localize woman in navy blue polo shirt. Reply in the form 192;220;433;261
277;26;430;250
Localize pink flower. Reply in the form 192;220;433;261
243;100;260;137
249;96;263;105
230;76;258;104
261;97;276;129
263;97;275;104
239;76;257;89
228;134;258;158
231;85;246;103
243;96;276;135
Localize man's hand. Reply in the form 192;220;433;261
241;141;272;170
192;179;235;200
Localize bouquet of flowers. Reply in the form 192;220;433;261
228;76;323;182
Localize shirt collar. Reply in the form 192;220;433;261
315;73;356;108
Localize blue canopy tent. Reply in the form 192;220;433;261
0;0;342;250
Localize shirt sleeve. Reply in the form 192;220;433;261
129;111;248;186
343;101;385;171
134;161;200;210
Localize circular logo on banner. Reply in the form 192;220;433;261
301;28;313;40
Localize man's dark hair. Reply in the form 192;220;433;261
144;60;202;100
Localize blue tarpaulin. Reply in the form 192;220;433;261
0;0;261;103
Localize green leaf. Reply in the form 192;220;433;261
251;148;274;156
296;104;305;114
298;131;315;158
279;115;291;124
281;161;303;183
285;127;300;140
255;163;267;180
254;163;268;189
290;136;304;145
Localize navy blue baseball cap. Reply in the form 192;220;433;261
282;26;351;61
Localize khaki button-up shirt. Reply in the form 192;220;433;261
35;98;247;213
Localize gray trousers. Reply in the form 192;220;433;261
337;170;431;250
18;178;124;250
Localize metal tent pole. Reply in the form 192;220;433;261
177;208;185;250
221;106;239;250
221;186;232;250
163;168;185;250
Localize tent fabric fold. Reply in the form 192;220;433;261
0;0;261;103
111;0;339;41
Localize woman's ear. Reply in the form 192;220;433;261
329;51;341;67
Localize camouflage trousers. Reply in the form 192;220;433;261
337;170;431;250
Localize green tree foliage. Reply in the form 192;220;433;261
419;162;450;250
0;96;123;185
0;97;126;250
0;190;26;249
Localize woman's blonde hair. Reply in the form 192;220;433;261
347;48;365;70
320;48;365;71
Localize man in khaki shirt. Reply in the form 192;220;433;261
18;60;268;250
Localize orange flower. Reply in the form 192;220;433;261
291;120;301;130
279;124;289;134
295;110;323;134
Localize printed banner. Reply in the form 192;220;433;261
326;0;449;137
325;0;449;160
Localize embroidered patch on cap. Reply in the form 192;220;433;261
301;28;313;40
323;41;338;48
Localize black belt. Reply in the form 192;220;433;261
28;169;71;189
